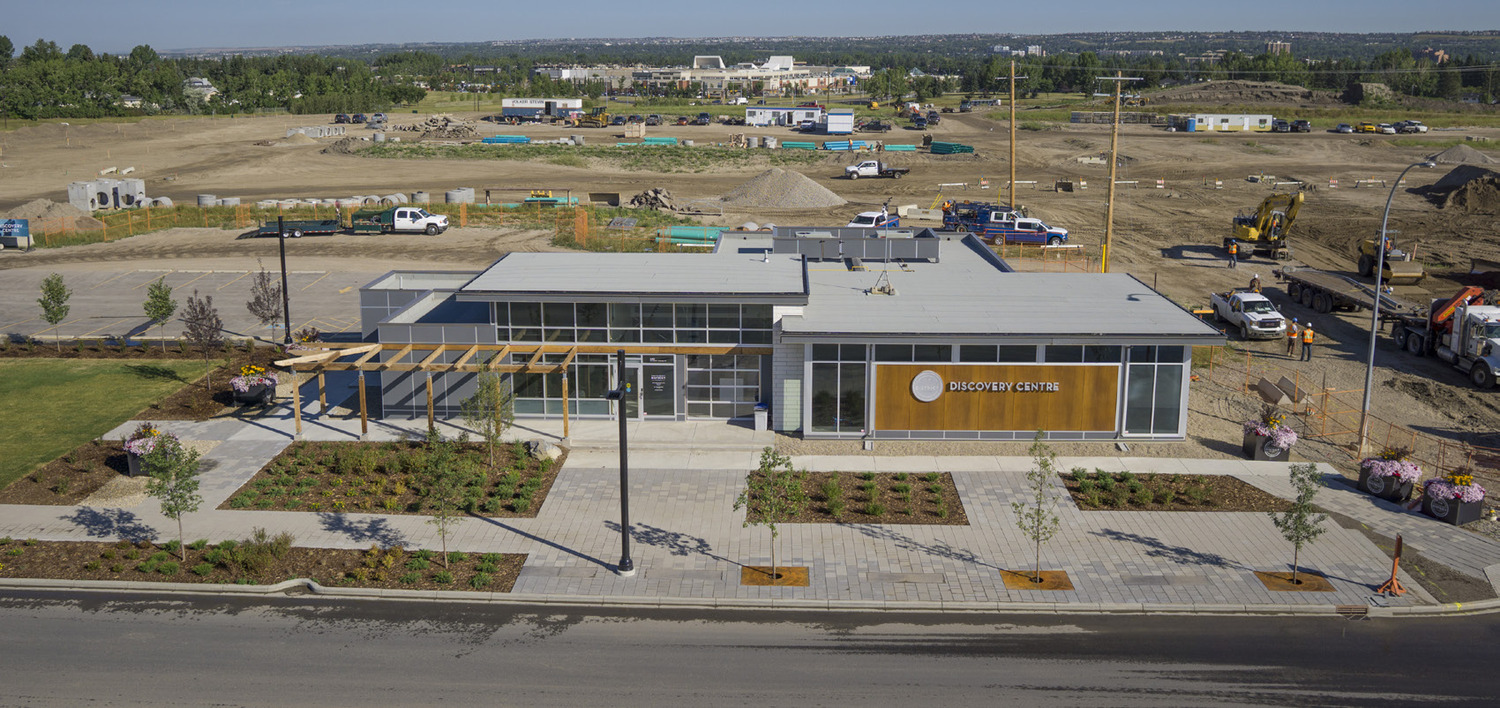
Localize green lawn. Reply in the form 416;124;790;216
0;359;205;489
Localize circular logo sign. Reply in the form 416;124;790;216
911;370;944;403
1430;497;1451;520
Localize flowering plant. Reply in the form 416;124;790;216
123;422;177;457
1360;446;1421;484
1243;406;1298;448
230;364;278;393
1424;469;1487;504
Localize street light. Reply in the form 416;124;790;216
276;216;293;345
603;349;635;576
1357;160;1435;458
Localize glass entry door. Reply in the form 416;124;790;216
641;360;675;418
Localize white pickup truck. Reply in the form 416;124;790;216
845;160;910;179
1210;289;1288;340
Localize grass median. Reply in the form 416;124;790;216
0;358;204;490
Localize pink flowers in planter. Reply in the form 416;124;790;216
123;421;177;457
230;364;279;393
1424;471;1487;505
1360;458;1422;484
1243;420;1298;449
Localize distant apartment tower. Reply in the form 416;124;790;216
1026;45;1044;57
1266;41;1291;55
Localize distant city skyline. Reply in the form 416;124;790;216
4;0;1498;55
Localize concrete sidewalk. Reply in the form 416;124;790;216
4;413;1498;613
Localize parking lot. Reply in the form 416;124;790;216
1;263;376;343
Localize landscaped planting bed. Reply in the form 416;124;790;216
0;532;524;592
744;471;968;525
0;439;130;505
1060;468;1291;512
221;439;563;516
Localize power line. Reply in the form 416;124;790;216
1008;61;1500;76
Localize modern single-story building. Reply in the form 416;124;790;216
357;230;1223;441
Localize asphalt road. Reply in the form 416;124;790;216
2;590;1496;707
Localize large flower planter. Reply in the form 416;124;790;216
1358;466;1414;503
1421;494;1484;526
1242;431;1291;461
126;451;143;477
234;384;275;406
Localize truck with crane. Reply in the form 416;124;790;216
941;201;1067;245
1391;286;1500;389
1228;192;1303;260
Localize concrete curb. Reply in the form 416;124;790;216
3;577;1499;617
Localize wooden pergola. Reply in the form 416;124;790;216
273;342;771;438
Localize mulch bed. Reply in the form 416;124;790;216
0;439;128;505
1254;570;1334;592
0;340;274;362
219;439;564;518
1060;470;1292;512
740;566;810;587
744;471;969;525
140;347;283;420
999;570;1074;591
0;536;524;592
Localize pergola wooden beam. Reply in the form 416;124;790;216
280;343;772;374
273;349;342;368
353;346;385;367
417;347;446;371
453;345;482;370
377;344;412;371
524;347;546;370
559;345;578;370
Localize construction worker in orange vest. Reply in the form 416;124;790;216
1286;318;1300;357
1227;240;1239;268
1300;322;1315;361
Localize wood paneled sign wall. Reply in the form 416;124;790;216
874;364;1120;432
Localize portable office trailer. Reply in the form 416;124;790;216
500;98;584;119
746;107;826;127
1188;114;1274;132
822;111;856;135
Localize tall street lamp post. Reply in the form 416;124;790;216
277;216;293;345
604;349;635;576
1357;160;1435;458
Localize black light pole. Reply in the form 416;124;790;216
276;215;292;345
604;349;635;576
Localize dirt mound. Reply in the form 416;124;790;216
281;133;317;145
1430;144;1498;165
320;137;368;155
1443;172;1500;213
2;198;105;229
719;168;846;209
1150;80;1338;106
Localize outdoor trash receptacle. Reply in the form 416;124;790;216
754;403;769;432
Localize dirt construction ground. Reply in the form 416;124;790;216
3;107;1500;470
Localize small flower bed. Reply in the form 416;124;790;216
1243;406;1298;449
1360;446;1422;484
123;421;175;457
1424;470;1487;505
230;364;279;393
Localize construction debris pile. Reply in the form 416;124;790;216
3;199;105;230
627;188;678;210
392;115;480;139
719;168;847;209
1420;163;1500;213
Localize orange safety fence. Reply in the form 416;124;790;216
1194;344;1500;489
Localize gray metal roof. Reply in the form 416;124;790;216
457;250;806;301
783;237;1222;341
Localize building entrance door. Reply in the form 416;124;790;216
641;359;675;418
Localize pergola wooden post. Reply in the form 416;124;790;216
426;373;435;431
357;370;368;439
290;366;302;438
317;372;327;414
561;375;570;439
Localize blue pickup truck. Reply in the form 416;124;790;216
941;201;1068;245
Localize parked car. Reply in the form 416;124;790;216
370;113;386;123
627;114;643;124
1357;121;1379;133
1336;123;1355;134
1272;119;1292;133
912;117;928;130
1379;123;1397;134
334;113;350;124
645;114;661;126
1399;120;1429;133
351;113;367;124
695;112;712;126
1292;120;1312;133
796;119;816;132
610;115;627;126
676;116;691;126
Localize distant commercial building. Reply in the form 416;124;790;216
1265;41;1292;55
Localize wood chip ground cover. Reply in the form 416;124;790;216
1060;469;1292;512
0;536;523;592
743;471;968;525
0;439;129;505
220;440;563;517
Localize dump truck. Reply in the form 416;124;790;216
1392;286;1500;389
845;160;910;179
1209;289;1288;340
1229;192;1303;259
350;207;449;235
1357;235;1425;284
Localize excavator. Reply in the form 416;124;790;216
575;106;611;129
1357;234;1426;285
1227;192;1303;260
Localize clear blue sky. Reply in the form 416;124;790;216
4;0;1498;54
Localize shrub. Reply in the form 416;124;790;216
158;561;181;575
1132;488;1154;506
124;549;140;560
828;498;846;519
149;551;171;563
475;561;498;574
434;571;454;584
926;484;943;494
1077;479;1096;495
1070;467;1089;483
1127;480;1144;494
0;537;10;545
863;502;887;516
188;539;209;550
136;560;159;573
84;561;101;571
819;479;842;501
399;572;420;584
480;552;502;564
101;549;116;560
1156;488;1176;506
1082;491;1103;508
192;563;214;576
893;472;908;481
923;472;940;483
447;551;466;565
513;497;531;513
1185;484;1210;505
1118;471;1135;484
406;557;431;571
469;572;493;589
110;563;124;573
1098;475;1116;493
858;472;876;481
413;549;435;560
203;549;226;566
1110;486;1131;507
162;540;181;552
935;498;950;518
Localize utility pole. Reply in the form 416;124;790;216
1009;61;1017;211
1099;72;1141;274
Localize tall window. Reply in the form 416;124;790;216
1124;346;1186;436
497;302;771;345
810;344;866;434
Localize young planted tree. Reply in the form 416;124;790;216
245;260;282;340
142;277;177;352
37;272;71;351
424;439;467;568
1269;462;1329;584
460;358;514;470
180;290;224;389
1012;432;1062;583
733;447;808;583
142;435;203;562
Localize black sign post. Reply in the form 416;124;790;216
603;349;635;576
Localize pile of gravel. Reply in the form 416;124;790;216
720;168;846;209
2;198;105;229
1429;144;1498;165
